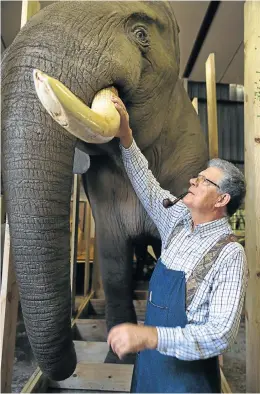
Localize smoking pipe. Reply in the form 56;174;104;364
163;191;189;209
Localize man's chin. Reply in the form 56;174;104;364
182;194;193;208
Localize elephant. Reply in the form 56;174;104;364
1;1;208;381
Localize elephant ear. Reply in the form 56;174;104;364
73;145;90;174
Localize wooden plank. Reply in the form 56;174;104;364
75;319;107;342
49;363;133;392
244;2;260;392
0;222;19;393
72;292;95;324
84;201;92;295
75;319;144;342
205;53;218;158
220;367;232;393
192;97;199;114
21;367;49;394
21;0;40;28
70;174;80;313
73;340;108;363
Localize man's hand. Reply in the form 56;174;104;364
111;96;133;148
107;323;158;360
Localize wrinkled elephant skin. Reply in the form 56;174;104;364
1;1;207;380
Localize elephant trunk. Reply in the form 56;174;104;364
2;68;77;380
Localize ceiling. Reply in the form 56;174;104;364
1;1;244;85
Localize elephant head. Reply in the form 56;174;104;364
1;1;207;380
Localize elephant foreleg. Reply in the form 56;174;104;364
95;230;137;364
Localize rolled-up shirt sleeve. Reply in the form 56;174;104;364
156;248;247;360
120;139;187;240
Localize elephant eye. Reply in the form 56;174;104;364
133;26;150;47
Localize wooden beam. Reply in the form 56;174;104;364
192;97;199;114
84;201;92;296
244;2;260;392
72;291;94;323
21;0;40;28
21;367;49;394
206;53;219;158
70;174;80;313
0;223;19;393
220;368;232;393
205;53;227;375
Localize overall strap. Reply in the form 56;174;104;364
186;234;237;309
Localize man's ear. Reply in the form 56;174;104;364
215;193;231;208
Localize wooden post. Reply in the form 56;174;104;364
192;97;199;114
206;53;219;158
244;2;260;392
21;0;40;27
70;174;80;313
205;53;225;372
0;222;19;393
83;200;92;296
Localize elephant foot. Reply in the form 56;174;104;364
105;349;136;365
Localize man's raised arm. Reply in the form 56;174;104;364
112;96;187;240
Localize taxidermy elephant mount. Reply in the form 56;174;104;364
1;1;207;381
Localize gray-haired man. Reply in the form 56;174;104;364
108;96;247;393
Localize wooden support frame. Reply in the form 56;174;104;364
205;53;226;372
84;200;92;296
70;174;80;313
244;1;260;392
20;0;40;27
0;222;19;393
206;53;219;158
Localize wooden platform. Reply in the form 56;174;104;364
21;294;231;393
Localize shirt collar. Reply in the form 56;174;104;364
184;214;232;238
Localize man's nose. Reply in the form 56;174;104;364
189;177;196;186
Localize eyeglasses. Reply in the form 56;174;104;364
192;174;220;189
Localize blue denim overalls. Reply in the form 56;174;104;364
131;234;236;393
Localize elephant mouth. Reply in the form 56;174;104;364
33;69;120;144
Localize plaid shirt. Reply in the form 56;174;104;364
120;139;247;361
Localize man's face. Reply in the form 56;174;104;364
183;167;224;213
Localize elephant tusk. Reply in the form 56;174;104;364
33;69;120;144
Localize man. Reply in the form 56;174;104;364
108;96;247;393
